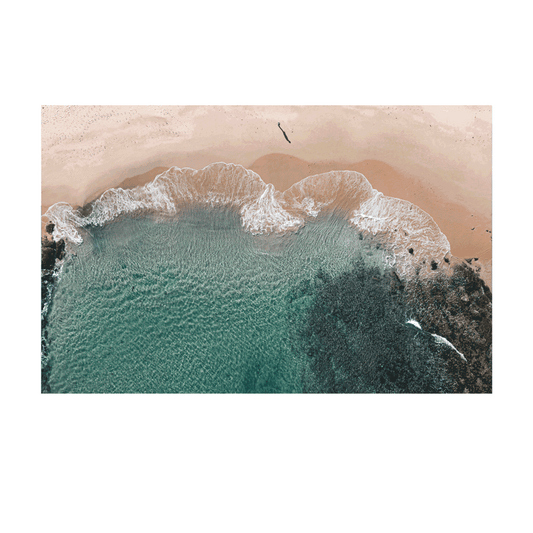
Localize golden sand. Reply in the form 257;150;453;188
41;106;491;263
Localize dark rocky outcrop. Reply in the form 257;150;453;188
41;233;67;393
41;238;65;270
404;261;492;393
291;257;492;393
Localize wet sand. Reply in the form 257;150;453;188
41;106;491;264
249;154;491;261
43;154;491;262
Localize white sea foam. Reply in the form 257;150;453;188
350;191;450;276
405;319;467;362
45;181;176;244
292;197;331;217
45;202;86;244
431;334;467;362
44;162;452;278
241;183;302;234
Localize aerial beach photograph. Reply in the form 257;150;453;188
41;105;492;393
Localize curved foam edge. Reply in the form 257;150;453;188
406;319;467;362
241;183;303;234
350;192;450;276
44;162;451;277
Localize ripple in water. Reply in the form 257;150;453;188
42;164;491;393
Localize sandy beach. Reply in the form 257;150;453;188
35;102;500;395
42;106;491;266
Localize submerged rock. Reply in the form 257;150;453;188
41;236;66;393
295;258;492;393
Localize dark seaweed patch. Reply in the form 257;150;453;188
292;264;455;393
277;122;291;144
292;259;491;393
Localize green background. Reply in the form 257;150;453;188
4;2;520;532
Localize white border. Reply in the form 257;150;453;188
19;85;514;416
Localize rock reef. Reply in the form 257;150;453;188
291;253;491;393
41;223;66;393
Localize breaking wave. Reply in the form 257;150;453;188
44;162;450;276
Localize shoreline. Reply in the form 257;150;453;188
42;155;492;263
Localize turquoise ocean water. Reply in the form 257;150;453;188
46;208;386;393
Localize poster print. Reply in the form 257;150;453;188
41;106;492;393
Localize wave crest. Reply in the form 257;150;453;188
241;184;302;234
44;162;451;276
350;192;450;272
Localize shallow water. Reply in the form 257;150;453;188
46;208;386;393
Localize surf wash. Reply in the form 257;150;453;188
45;162;450;277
